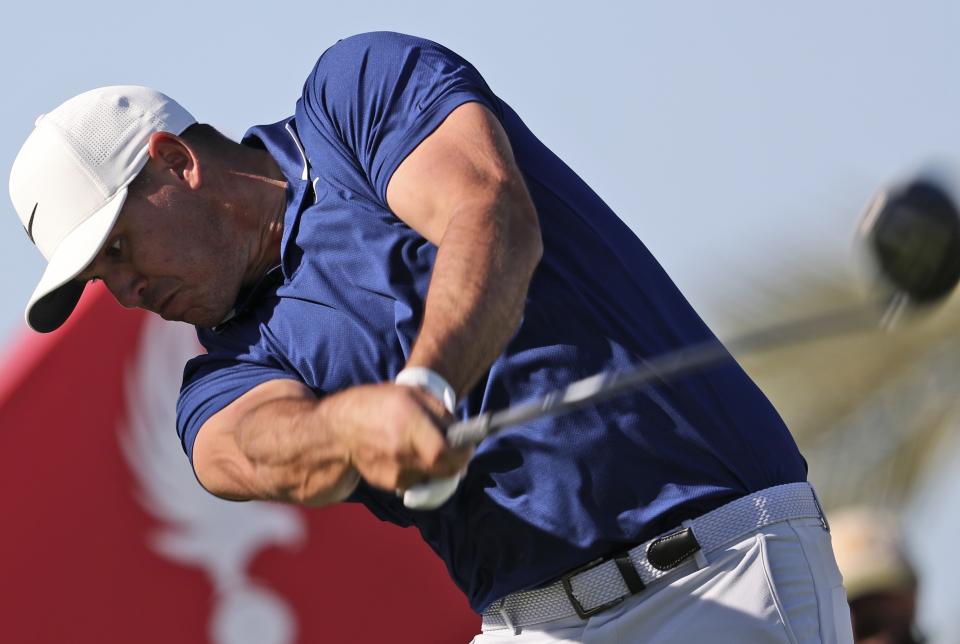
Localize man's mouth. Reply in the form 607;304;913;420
156;289;179;319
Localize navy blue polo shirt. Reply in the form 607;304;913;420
177;31;806;612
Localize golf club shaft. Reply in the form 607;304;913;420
444;302;884;449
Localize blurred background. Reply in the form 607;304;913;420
1;1;958;642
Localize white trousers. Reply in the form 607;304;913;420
472;517;854;644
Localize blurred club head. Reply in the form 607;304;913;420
858;176;960;316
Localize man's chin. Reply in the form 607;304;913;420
157;307;230;328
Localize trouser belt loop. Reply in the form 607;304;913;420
810;486;830;532
495;598;521;636
613;550;646;594
681;519;709;569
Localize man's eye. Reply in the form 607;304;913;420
106;238;122;258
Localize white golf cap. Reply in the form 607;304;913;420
9;86;196;332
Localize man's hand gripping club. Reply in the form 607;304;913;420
329;382;473;498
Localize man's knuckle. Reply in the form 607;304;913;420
422;448;443;470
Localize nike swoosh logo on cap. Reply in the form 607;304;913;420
24;203;37;245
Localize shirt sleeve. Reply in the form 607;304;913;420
298;31;502;204
176;353;298;463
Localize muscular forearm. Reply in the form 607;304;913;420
214;394;358;506
194;381;471;505
239;397;358;504
407;180;542;395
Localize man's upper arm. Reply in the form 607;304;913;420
385;101;535;246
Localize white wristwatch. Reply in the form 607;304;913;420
394;367;457;413
394;367;463;510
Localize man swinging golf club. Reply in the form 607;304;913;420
9;31;871;643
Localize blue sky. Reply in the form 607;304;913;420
4;1;959;345
3;0;959;636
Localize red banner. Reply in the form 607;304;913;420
0;284;478;643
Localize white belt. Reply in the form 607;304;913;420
482;482;826;631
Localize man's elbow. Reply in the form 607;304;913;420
508;182;543;273
193;453;260;502
291;467;361;507
524;212;544;270
489;170;541;267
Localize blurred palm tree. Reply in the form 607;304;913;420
713;257;960;510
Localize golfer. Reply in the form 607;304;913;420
9;31;853;643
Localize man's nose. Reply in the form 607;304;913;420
104;267;147;309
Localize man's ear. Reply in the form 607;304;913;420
146;131;202;189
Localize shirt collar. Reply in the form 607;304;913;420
241;117;313;282
211;264;285;333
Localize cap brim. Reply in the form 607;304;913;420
25;186;129;332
